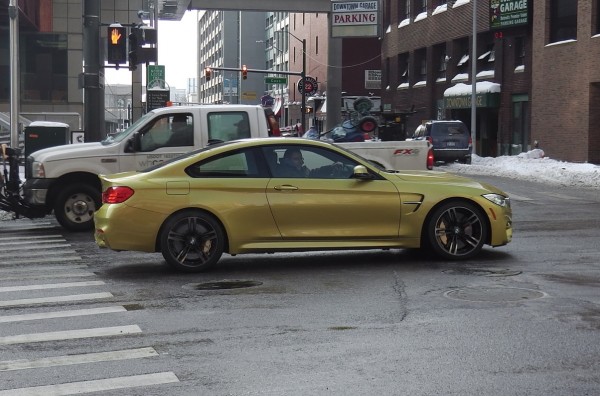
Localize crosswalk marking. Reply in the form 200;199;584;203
0;347;159;372
2;243;73;252
0;256;82;265
0;235;65;241
0;325;142;345
0;264;88;273
0;281;104;293
0;272;95;281
0;250;78;258
0;371;179;395
0;306;127;323
0;292;113;307
1;239;67;246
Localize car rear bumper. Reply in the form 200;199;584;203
433;149;471;162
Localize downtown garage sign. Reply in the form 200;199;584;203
331;1;380;38
490;0;530;29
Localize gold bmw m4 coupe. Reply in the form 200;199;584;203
94;138;512;272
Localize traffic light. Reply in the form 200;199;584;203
205;67;212;81
128;26;158;70
242;65;248;80
107;24;127;65
128;27;138;69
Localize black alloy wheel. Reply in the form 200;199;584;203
426;201;487;260
160;210;225;272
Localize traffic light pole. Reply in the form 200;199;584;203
83;0;105;142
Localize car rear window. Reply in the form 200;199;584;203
431;123;468;138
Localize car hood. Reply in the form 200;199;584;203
389;170;507;195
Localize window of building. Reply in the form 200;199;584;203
549;0;577;42
515;37;525;68
15;33;68;102
420;0;428;13
434;44;447;80
397;53;410;89
316;36;319;55
477;43;495;72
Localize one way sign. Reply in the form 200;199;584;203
71;131;85;144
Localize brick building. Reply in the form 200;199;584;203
532;0;600;163
381;0;532;158
381;0;600;164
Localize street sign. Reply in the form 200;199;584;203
146;90;170;112
297;76;318;96
265;76;288;84
147;65;165;89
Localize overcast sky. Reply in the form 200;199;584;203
104;10;199;90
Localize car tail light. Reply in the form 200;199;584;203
427;148;434;170
426;136;433;145
468;136;473;147
102;186;134;203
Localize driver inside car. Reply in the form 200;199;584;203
278;148;345;178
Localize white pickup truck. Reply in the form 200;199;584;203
22;104;432;231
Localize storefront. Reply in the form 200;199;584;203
442;82;501;157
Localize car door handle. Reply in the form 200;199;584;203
273;185;299;191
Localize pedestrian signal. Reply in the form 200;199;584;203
107;24;127;65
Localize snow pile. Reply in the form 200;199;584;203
447;151;600;189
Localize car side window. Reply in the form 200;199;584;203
207;112;251;142
264;146;358;179
186;149;263;178
140;114;194;151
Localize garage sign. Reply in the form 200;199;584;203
331;0;380;38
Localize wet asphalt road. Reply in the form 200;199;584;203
1;174;599;395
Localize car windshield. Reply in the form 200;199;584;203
101;112;156;145
140;140;234;172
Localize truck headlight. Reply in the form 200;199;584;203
31;161;46;178
482;193;510;208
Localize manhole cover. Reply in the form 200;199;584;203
185;280;263;290
444;287;546;302
444;268;522;277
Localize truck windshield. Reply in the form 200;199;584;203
101;112;156;145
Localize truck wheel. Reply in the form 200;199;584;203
54;183;100;231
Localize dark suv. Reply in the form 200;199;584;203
411;120;472;164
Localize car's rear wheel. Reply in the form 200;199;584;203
159;210;225;272
425;201;487;260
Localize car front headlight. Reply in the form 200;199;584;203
482;193;510;208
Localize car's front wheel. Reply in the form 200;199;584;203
159;210;225;272
425;201;487;260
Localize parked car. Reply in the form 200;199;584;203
411;120;472;164
94;138;512;272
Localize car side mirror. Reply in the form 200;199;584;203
352;165;373;180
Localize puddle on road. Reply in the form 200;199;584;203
444;286;547;302
184;280;263;291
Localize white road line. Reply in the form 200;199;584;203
1;239;67;245
505;192;534;201
0;256;82;265
0;264;88;273
0;250;78;257
2;244;72;252
0;347;159;372
0;281;104;293
0;306;127;323
0;325;142;345
0;292;113;307
0;225;56;231
0;272;95;281
0;235;65;241
0;372;179;395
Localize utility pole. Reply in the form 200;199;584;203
83;0;105;141
8;0;19;149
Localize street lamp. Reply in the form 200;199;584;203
280;27;306;135
470;0;477;156
448;0;477;156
